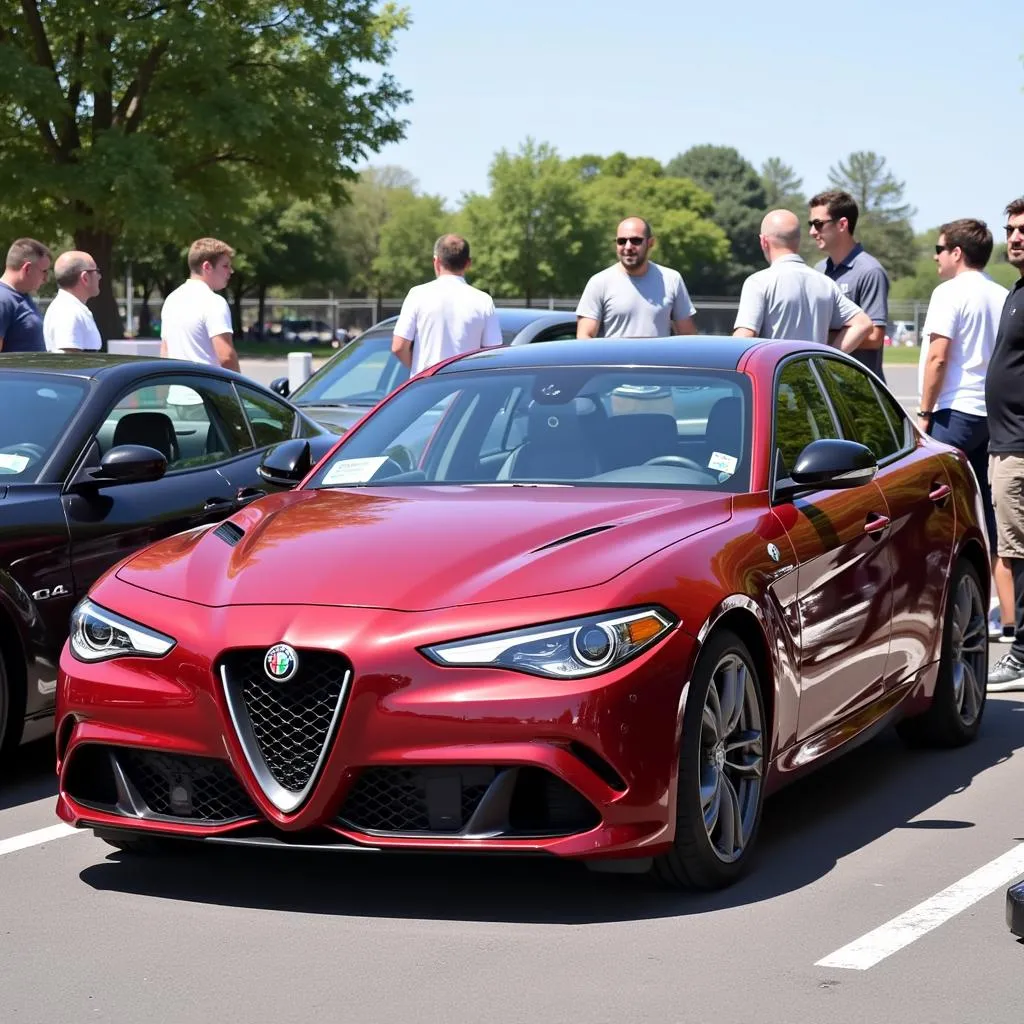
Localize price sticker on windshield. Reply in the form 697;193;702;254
321;457;391;486
0;453;30;473
708;452;737;475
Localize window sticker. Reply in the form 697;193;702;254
0;453;30;473
708;452;737;475
321;456;391;486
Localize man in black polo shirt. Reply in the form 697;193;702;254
985;196;1024;690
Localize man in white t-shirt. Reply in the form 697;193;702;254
919;218;1010;634
392;235;501;376
43;250;103;352
160;237;240;371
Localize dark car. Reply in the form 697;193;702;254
57;338;988;889
0;353;334;763
271;308;578;434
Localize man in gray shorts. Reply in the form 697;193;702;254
576;217;697;338
732;210;872;348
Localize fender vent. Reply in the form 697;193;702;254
213;522;245;547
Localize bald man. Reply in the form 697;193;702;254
733;210;872;351
43;250;103;352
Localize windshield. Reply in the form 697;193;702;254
307;367;752;492
0;374;88;479
292;325;524;407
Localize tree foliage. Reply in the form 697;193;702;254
665;145;766;293
0;0;409;338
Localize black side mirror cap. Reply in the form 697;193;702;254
790;438;877;489
269;376;290;397
258;439;311;488
76;444;168;488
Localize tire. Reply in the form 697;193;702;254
0;647;25;768
896;558;987;748
654;629;767;890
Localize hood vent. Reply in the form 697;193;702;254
213;521;245;547
531;524;617;554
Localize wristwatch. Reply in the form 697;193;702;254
916;409;933;419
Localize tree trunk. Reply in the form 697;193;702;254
75;228;122;344
257;284;268;339
138;282;155;337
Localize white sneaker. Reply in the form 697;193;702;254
988;652;1024;692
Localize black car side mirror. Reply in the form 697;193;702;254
258;439;311;488
790;438;877;490
269;376;290;398
91;444;167;486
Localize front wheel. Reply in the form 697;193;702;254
654;629;766;889
0;649;25;767
896;557;987;748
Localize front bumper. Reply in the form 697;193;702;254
1007;880;1024;937
57;586;697;860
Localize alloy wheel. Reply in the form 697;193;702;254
699;653;764;863
949;572;986;727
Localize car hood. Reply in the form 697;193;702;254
115;487;732;611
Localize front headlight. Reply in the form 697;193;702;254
422;608;675;679
69;598;176;663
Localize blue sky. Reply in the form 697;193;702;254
368;0;1023;234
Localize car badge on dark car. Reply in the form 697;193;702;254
264;643;299;682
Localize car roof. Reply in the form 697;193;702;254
357;307;573;338
0;352;263;387
435;336;765;373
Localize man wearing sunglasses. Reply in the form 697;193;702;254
575;217;697;339
42;250;103;352
808;189;890;381
985;198;1024;691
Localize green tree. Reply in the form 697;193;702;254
827;151;917;279
579;165;730;281
760;157;805;211
372;191;447;295
461;139;595;304
0;1;409;339
665;145;767;293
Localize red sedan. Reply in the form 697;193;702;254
56;338;989;889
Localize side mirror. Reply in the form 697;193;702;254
790;438;877;490
258;439;311;488
89;444;167;486
269;376;290;398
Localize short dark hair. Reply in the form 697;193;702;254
433;234;470;272
1006;197;1024;219
187;237;234;274
808;189;859;235
939;218;993;269
5;238;51;271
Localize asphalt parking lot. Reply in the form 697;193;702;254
5;355;1023;1023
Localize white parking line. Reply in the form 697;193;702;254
816;843;1024;970
0;823;82;858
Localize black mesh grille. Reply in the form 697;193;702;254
119;750;257;822
221;648;351;793
339;766;496;833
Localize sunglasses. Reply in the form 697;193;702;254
807;218;834;231
1005;224;1024;238
615;236;646;246
934;244;951;255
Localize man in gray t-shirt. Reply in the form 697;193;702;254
576;217;697;338
733;210;872;350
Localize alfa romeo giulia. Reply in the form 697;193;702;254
55;338;989;888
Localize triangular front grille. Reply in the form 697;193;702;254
219;649;352;813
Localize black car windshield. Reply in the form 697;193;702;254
307;367;752;492
292;325;523;407
0;374;88;479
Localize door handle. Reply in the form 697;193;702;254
928;482;951;503
864;513;891;535
236;487;266;506
203;496;232;511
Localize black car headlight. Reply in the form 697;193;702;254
69;598;176;663
421;608;675;679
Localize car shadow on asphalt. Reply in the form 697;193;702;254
76;694;1024;924
0;739;55;812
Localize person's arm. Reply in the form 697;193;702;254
918;334;951;433
575;276;603;338
670;274;697;335
211;332;240;372
732;276;764;338
481;305;502;348
0;296;11;352
833;311;873;353
392;334;413;368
